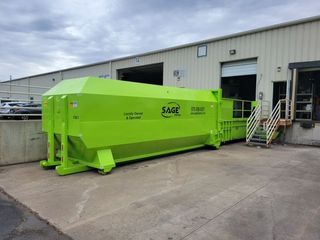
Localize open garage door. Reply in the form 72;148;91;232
117;63;163;85
221;59;257;101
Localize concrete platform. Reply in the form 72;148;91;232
0;142;320;240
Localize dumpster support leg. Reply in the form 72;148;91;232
205;129;221;149
40;96;61;168
96;149;116;175
55;95;90;175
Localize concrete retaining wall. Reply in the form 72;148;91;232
285;122;320;146
0;120;46;166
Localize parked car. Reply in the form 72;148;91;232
12;103;42;120
0;102;27;119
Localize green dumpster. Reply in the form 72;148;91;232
40;76;255;175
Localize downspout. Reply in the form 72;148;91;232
283;70;293;144
109;61;112;79
291;69;298;120
60;71;64;82
285;72;291;119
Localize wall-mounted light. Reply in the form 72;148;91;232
229;49;236;55
173;69;186;78
258;91;264;100
277;66;281;72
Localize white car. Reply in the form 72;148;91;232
0;102;27;116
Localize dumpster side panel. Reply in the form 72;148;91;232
220;99;255;142
75;92;219;163
78;95;217;147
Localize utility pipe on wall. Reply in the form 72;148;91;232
291;69;298;120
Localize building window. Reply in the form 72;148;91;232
233;100;252;118
197;45;207;57
295;70;320;121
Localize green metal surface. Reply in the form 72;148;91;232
40;77;254;175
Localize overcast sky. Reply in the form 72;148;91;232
0;0;320;81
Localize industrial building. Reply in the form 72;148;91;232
1;15;320;145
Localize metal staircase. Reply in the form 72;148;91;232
246;99;291;147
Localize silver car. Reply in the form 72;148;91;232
0;102;27;117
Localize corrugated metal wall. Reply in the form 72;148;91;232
3;18;320;103
110;19;320;102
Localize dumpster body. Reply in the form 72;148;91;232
40;77;254;175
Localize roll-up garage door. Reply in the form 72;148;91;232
221;59;257;77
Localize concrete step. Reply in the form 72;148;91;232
250;138;267;143
247;141;269;147
252;133;266;137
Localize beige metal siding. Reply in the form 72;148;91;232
63;63;109;79
109;19;320;101
0;73;62;100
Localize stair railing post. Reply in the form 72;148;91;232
279;100;281;120
285;100;287;119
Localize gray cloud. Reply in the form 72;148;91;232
0;0;320;81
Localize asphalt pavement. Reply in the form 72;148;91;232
0;190;71;240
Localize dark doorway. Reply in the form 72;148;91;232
117;63;163;85
221;75;256;101
296;70;320;121
273;82;287;108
